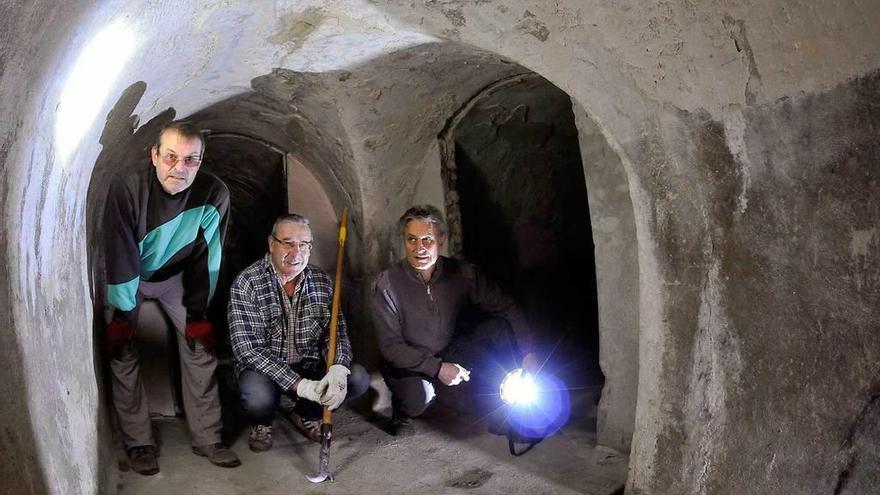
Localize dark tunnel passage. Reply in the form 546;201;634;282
444;73;603;430
199;133;287;352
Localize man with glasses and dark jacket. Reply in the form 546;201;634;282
104;121;240;475
228;213;369;452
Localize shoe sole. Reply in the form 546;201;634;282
132;466;159;476
248;442;273;453
128;447;159;475
191;447;242;468
289;416;322;443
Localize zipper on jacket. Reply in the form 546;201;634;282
423;279;437;314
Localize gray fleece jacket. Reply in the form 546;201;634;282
371;256;531;377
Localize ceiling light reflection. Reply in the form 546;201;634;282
55;21;135;163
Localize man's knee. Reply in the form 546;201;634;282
391;378;435;418
238;370;279;419
346;363;370;401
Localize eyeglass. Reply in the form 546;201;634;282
161;152;202;168
271;234;313;251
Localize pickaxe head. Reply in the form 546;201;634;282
306;423;333;483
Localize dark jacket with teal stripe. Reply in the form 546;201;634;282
104;167;230;322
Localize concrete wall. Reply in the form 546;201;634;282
574;103;640;454
286;154;340;273
2;1;879;493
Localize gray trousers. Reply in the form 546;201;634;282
382;317;520;418
109;275;222;450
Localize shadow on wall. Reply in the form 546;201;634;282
85;80;176;490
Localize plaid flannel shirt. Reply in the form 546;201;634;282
228;254;352;391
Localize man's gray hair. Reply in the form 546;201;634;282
272;213;310;236
398;205;447;238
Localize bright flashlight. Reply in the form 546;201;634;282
500;368;537;406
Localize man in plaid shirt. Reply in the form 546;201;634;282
229;213;368;451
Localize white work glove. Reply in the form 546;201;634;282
296;378;328;404
450;363;470;386
438;362;471;386
321;364;350;410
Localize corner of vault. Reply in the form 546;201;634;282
570;97;641;454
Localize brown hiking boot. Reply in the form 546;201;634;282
127;445;159;476
192;443;241;468
248;424;273;452
289;412;322;443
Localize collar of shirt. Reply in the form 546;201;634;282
402;256;445;284
265;254;306;363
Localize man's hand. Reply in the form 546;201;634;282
296;378;329;404
521;352;540;373
321;364;350;410
185;319;216;352
438;362;470;386
106;319;134;354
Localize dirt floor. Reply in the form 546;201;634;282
115;370;628;495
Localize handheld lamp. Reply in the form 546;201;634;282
500;368;537;406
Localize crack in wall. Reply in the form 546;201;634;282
722;16;762;106
833;392;880;494
684;256;742;494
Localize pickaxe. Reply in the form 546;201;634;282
307;207;349;483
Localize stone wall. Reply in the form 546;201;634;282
574;104;640;454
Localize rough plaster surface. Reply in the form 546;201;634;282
286;153;340;273
2;0;880;494
574;104;640;454
622;73;880;493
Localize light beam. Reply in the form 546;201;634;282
55;21;135;163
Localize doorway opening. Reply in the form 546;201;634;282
440;73;604;432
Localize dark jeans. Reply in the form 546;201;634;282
382;317;521;418
239;361;370;426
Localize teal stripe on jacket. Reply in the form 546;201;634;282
108;205;223;310
108;276;140;312
200;205;222;302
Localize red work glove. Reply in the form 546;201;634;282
185;319;216;353
106;319;134;354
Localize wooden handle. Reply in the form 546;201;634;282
323;207;349;424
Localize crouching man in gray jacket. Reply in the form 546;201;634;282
372;205;537;436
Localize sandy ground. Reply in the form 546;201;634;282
115;376;628;495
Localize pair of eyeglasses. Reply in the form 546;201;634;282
272;235;313;251
161;152;202;168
